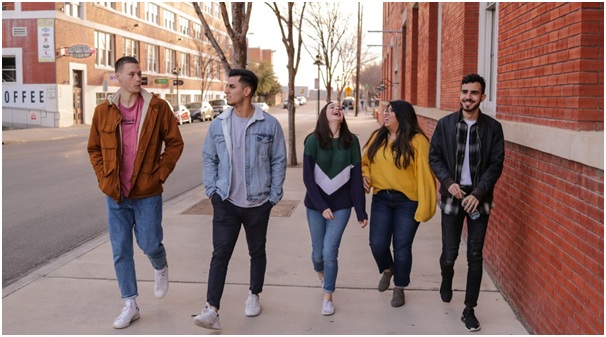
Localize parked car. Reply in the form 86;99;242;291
172;104;192;125
254;102;269;113
282;99;300;109
209;99;230;117
341;97;356;111
186;101;213;122
296;96;307;105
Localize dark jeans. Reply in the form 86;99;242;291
369;190;420;287
439;209;489;308
206;195;273;309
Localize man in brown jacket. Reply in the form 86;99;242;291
87;56;184;329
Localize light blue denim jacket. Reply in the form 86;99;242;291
202;106;287;205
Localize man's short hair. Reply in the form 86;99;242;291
229;68;259;96
115;56;139;73
461;73;486;94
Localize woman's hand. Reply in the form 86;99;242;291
363;176;371;193
322;208;334;220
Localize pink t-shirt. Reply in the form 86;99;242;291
119;95;143;197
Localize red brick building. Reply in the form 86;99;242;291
2;2;230;128
380;2;603;334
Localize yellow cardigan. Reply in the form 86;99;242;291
362;133;437;222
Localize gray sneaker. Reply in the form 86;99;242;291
193;303;222;330
391;287;405;307
245;290;261;317
378;270;393;292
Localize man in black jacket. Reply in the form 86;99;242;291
429;73;504;332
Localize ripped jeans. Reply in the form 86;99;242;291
439;211;489;308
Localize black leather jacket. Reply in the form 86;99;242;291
429;109;505;205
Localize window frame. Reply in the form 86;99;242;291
94;30;114;68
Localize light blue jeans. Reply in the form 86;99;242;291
306;208;351;293
106;194;167;299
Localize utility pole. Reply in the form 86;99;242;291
355;3;362;117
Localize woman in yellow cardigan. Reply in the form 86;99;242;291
362;100;436;307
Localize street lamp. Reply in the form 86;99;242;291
313;54;324;117
335;76;341;104
172;66;181;106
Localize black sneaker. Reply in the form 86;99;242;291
439;279;453;303
461;307;481;332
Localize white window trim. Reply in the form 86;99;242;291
478;2;498;115
2;48;23;85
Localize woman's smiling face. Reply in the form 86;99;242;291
326;102;344;123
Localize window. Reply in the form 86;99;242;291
215;60;221;80
146;44;158;72
193;55;201;78
64;2;81;18
194;94;202;102
165;49;176;74
193;23;201;39
122;1;137;17
94;31;114;67
181;53;190;77
96;2;115;10
179;16;189;35
479;2;498;114
163;10;175;30
96;92;114;104
145;3;158;25
124;38;138;59
2;56;16;82
165;94;177;106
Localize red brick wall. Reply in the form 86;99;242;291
404;5;418;105
2;18;56;84
485;143;604;334
416;3;439;107
387;2;604;335
497;2;604;131
439;3;479;112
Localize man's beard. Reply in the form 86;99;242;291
460;100;480;112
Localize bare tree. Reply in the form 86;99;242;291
192;2;252;73
266;2;307;166
335;33;377;103
357;62;383;107
193;39;220;101
303;2;350;102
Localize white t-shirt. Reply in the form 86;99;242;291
460;119;477;186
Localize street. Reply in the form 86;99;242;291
2;101;318;288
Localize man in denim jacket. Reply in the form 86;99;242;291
194;68;287;330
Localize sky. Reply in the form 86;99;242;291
247;2;384;88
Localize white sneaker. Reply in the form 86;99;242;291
244;290;261;317
154;266;169;299
322;300;335;316
113;302;140;329
193;303;222;330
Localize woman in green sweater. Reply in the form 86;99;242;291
303;102;368;316
362;100;436;307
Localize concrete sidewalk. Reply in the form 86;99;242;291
2;115;528;334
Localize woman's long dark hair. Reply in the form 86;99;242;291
364;100;427;169
306;102;353;149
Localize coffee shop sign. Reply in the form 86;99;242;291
66;44;95;59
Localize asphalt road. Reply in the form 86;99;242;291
2;102;317;288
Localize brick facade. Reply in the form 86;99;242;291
383;2;604;334
2;2;231;128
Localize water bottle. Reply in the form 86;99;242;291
468;209;480;220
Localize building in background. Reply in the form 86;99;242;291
379;2;603;334
2;2;230;128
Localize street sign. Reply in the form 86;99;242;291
345;86;353;97
173;80;184;86
154;78;168;84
